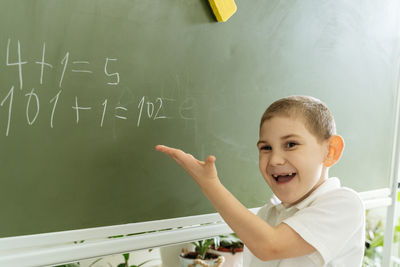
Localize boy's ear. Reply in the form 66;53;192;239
323;135;344;167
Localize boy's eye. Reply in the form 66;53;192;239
285;142;298;149
260;145;272;151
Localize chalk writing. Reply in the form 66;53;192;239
137;96;145;127
137;96;170;127
154;97;168;120
35;43;53;85
0;86;14;136
179;97;196;120
100;99;108;127
115;106;128;120
72;97;92;124
25;88;40;125
6;39;27;90
59;52;69;88
72;61;92;73
0;39;197;136
49;90;62;128
104;58;120;85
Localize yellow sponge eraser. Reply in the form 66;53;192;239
208;0;237;22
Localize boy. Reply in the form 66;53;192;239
155;95;365;266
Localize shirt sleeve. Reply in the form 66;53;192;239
283;188;365;266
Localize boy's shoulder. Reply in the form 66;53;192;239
316;182;362;198
309;185;365;214
300;178;365;215
316;180;363;202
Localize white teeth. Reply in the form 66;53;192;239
272;172;295;178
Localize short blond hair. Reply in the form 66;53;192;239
260;96;336;142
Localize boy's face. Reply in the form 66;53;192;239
257;115;329;207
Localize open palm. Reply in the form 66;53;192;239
155;145;219;188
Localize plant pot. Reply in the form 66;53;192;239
211;245;244;254
160;244;192;267
209;247;243;267
180;252;224;267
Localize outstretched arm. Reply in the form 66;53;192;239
155;145;315;261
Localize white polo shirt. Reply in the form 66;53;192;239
244;177;365;267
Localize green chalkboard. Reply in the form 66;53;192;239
0;0;399;238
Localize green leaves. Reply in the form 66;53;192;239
123;253;130;262
363;211;385;266
192;239;215;259
216;234;243;249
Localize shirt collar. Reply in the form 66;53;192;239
269;177;341;211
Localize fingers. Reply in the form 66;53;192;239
155;145;187;165
156;145;218;183
155;145;183;157
156;145;216;167
206;155;216;165
155;145;171;153
205;156;217;176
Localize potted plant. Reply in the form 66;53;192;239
211;234;244;254
363;211;384;267
160;243;191;267
209;234;244;267
180;239;224;267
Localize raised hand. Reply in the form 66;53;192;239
155;145;219;188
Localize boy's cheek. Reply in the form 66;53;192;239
258;153;269;161
258;163;264;173
258;159;268;171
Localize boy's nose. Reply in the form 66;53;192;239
269;151;286;166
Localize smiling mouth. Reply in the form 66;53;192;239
272;173;297;184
